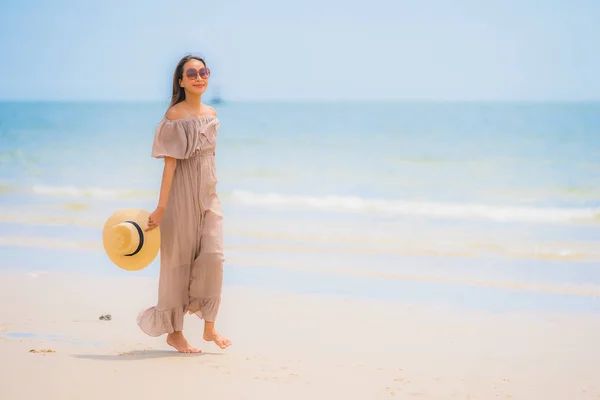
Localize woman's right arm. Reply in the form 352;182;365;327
146;156;177;231
157;156;177;210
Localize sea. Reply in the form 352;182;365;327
1;100;599;313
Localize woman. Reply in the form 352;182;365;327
137;54;231;353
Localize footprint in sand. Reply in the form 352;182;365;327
253;367;302;384
29;349;55;354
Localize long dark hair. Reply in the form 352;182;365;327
169;54;207;108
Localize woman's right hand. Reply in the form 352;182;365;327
145;206;165;232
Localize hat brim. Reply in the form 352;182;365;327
102;208;160;271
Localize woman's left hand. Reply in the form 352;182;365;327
145;206;165;232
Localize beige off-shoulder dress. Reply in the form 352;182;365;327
137;115;224;336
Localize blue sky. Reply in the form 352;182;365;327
0;0;598;101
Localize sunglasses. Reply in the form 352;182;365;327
185;67;211;80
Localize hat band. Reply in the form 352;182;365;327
124;220;144;257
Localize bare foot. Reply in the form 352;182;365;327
203;330;232;349
166;331;202;353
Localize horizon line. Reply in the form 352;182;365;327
1;98;599;104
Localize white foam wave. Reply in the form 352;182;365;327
231;190;600;224
31;185;150;199
19;184;600;224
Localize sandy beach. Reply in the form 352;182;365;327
1;271;599;400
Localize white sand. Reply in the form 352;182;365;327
0;271;599;399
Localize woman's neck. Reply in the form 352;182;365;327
184;95;202;110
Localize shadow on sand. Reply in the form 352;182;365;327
72;349;224;361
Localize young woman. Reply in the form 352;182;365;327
137;54;231;353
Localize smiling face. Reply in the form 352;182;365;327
179;58;210;96
169;55;211;107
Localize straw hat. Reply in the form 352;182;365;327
102;208;160;271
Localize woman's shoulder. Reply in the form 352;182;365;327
152;104;219;159
165;104;188;121
164;104;217;121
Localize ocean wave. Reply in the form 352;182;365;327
0;236;100;251
4;183;600;224
1;235;599;296
31;185;154;199
225;257;600;298
231;190;600;224
1;213;599;262
0;184;18;194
